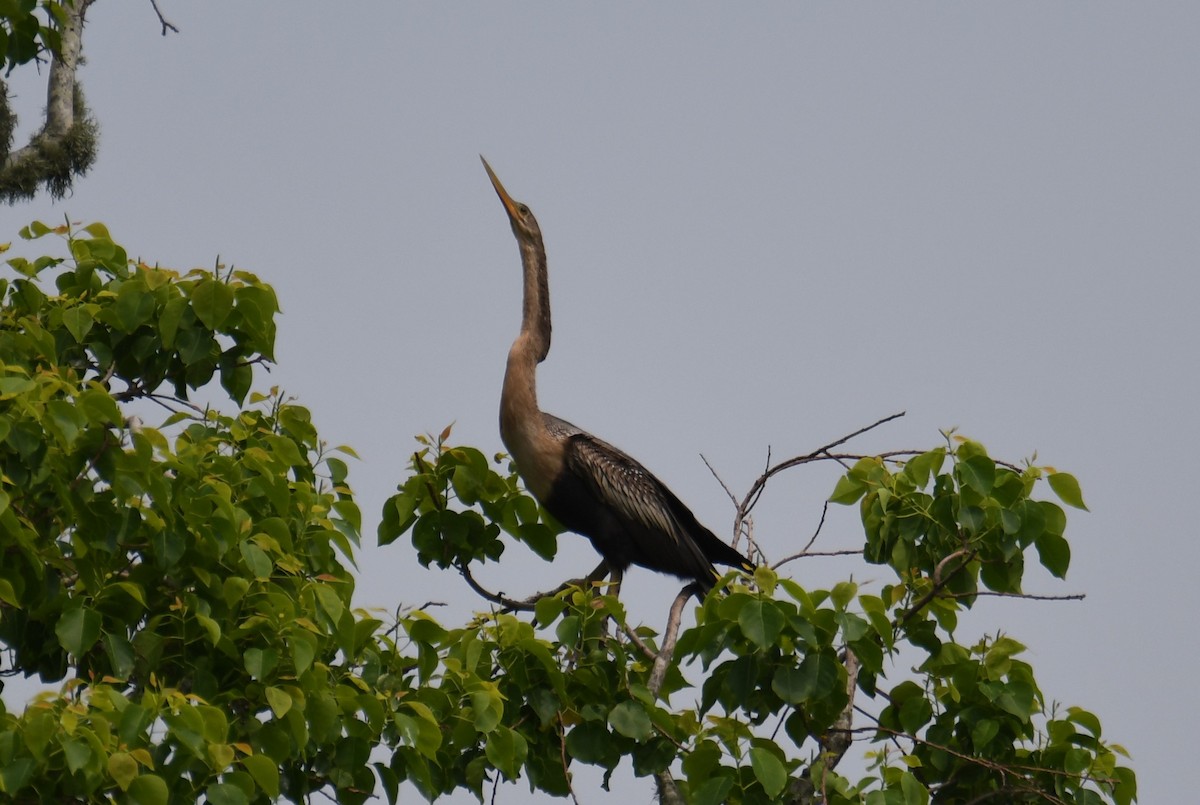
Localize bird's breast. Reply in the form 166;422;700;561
500;405;564;503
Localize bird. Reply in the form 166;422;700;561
481;156;752;593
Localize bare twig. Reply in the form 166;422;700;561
941;590;1086;603
772;501;840;569
700;453;739;509
149;0;180;36
774;548;862;569
740;412;906;519
556;718;581;805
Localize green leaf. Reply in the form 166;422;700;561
484;726;528;780
205;783;249;805
239;541;272;579
900;771;930;805
608;701;653;741
534;596;565;627
103;633;136;678
107;751;138;791
115;281;156;331
191;278;235;330
899;694;933;734
242;754;280;799
829;473;867;504
0;376;36;398
126;774;169;805
771;666;809;705
55;606;102;656
63;738;93;774
289;630;317;675
1067;706;1103;738
1048;472;1088;510
243;647;279;681
957;454;995;495
691;776;735;805
470;689;503;733
1035;532;1071;578
62;305;94;342
737;599;783;649
159;296;188;348
46;399;86;448
972;718;999;750
903;448;945;488
749;746;787;798
265;686;292;718
0;758;34;793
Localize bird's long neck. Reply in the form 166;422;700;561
500;235;556;490
517;238;551;362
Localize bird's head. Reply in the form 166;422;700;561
481;156;542;242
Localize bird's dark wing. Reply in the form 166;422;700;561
557;426;726;580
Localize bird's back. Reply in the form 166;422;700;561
540;414;749;587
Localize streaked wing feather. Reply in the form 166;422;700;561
562;432;713;572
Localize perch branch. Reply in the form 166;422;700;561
459;560;612;614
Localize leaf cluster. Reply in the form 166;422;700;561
0;1;66;78
379;429;560;569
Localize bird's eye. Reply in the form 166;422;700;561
517;204;530;216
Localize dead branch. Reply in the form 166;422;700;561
941;590;1086;603
149;0;180;35
732;411;908;544
773;500;845;569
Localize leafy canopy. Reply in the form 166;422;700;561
0;222;1135;803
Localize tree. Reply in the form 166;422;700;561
0;1;104;204
0;221;1137;803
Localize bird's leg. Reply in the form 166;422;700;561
607;565;623;599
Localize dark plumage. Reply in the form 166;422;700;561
482;157;750;591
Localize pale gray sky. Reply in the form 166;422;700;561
5;3;1196;801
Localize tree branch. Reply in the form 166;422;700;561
651;585;696;805
941;590;1086;603
1;0;100;202
149;0;180;36
732;412;908;542
459;560;612;613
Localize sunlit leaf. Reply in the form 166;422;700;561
1048;472;1088;510
191;278;234;330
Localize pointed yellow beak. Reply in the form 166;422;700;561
480;155;522;222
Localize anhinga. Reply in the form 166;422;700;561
482;156;751;593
